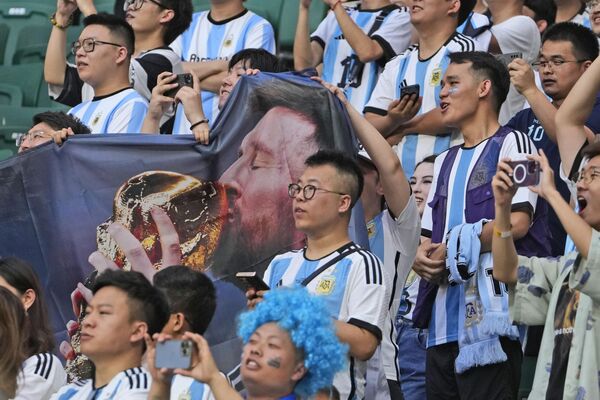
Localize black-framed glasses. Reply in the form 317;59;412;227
574;167;600;185
123;0;166;11
532;58;586;71
71;38;124;55
287;183;347;200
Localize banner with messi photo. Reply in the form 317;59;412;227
0;72;361;381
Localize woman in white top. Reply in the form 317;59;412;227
0;258;66;400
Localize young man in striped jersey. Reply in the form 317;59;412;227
364;0;478;177
293;0;412;112
45;0;192;113
249;150;388;400
413;51;549;399
66;13;149;134
51;269;170;400
169;0;276;133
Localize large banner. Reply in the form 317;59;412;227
0;72;359;378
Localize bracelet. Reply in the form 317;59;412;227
50;13;72;30
493;226;512;239
190;119;209;130
331;0;342;11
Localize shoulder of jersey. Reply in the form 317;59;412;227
507;128;534;153
448;32;476;52
123;367;151;391
29;353;59;380
349;246;384;285
388;43;418;63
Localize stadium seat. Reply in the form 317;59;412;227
0;83;23;106
0;2;54;66
94;0;117;14
277;0;328;58
0;64;44;107
12;24;52;65
0;24;9;65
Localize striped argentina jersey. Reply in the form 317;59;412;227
170;375;215;400
68;88;148;134
364;33;476;176
263;242;388;400
50;367;151;400
311;4;411;111
170;9;275;133
367;200;420;381
421;128;538;348
16;353;66;400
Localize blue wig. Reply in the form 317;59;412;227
237;287;347;397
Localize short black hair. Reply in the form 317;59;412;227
414;154;438;172
582;141;600;160
83;13;135;59
448;51;510;114
542;22;599;62
524;0;557;28
153;266;216;335
160;0;193;45
228;48;283;73
458;0;477;27
93;269;169;336
32;111;91;135
304;150;364;208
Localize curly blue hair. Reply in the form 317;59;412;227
238;287;347;397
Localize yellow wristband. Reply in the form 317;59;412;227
494;226;512;239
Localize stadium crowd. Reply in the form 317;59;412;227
3;0;600;399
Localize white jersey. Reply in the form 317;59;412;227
490;15;541;124
50;367;151;400
364;32;477;176
422;128;538;347
311;4;411;111
570;6;591;28
170;9;276;133
170;375;215;400
263;243;388;400
367;199;420;381
14;353;66;400
68;88;148;134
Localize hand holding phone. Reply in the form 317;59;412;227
400;84;420;99
507;160;540;187
155;339;193;370
236;271;270;292
164;73;194;98
495;52;523;69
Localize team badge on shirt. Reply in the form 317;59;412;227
430;67;442;86
91;112;103;127
316;276;336;295
223;34;233;47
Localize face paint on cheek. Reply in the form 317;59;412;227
448;86;459;95
267;357;282;369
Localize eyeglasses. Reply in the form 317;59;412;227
123;0;166;11
71;38;124;55
287;183;347;200
16;131;53;147
532;58;586;71
574;167;600;185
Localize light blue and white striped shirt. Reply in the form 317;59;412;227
68;88;147;134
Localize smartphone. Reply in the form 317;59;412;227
164;73;194;98
155;339;193;369
236;271;270;292
507;160;540;187
495;52;523;69
400;84;420;99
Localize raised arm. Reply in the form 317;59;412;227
44;0;78;85
293;0;324;70
555;56;600;176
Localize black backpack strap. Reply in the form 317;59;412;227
367;6;394;37
301;244;361;287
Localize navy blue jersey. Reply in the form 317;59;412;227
506;96;600;255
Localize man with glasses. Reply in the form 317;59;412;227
506;22;600;255
65;13;148;133
17;111;90;153
45;0;192;124
251;149;388;400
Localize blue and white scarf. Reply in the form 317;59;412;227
446;220;519;373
